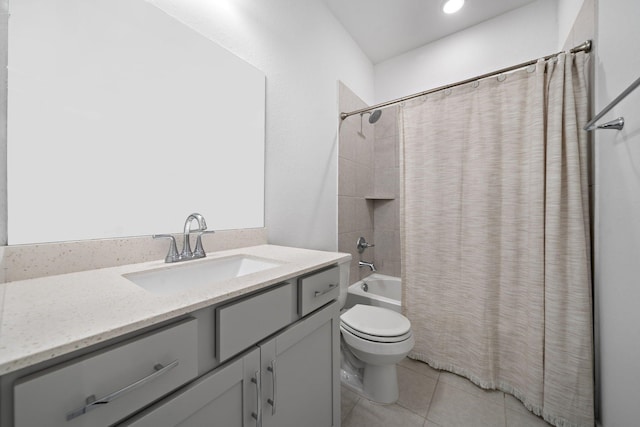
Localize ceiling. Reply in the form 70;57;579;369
322;0;537;64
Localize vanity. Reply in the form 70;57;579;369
1;1;347;424
0;245;350;427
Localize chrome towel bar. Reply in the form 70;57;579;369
584;75;640;131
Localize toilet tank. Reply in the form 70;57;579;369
338;258;351;309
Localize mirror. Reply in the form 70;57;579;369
7;0;265;244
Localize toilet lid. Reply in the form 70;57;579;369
340;304;411;338
341;322;413;343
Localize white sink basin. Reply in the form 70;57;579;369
124;255;283;295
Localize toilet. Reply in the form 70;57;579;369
337;260;415;404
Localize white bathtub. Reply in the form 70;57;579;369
345;273;401;313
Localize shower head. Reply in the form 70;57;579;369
357;109;383;138
363;109;382;124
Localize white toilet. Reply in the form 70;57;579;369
337;260;415;404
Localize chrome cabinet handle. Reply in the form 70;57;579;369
66;360;179;421
314;284;337;298
267;360;277;415
251;370;262;427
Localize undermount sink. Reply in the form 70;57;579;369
124;255;283;295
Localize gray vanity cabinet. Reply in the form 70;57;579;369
121;348;261;427
260;300;340;427
122;301;340;427
5;264;342;427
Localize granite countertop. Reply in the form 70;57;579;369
0;244;350;375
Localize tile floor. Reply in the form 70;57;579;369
341;358;551;427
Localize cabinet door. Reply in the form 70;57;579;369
120;348;260;427
261;301;340;427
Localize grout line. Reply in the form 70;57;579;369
431;372;509;426
424;372;441;423
342;400;358;424
399;358;443;383
439;377;506;407
503;392;508;426
340;387;361;425
395;364;439;419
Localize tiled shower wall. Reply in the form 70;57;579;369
338;82;375;283
338;82;401;283
372;106;400;278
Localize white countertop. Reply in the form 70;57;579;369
0;245;350;375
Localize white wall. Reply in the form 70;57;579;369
558;0;585;48
594;0;640;425
374;0;558;103
139;0;376;251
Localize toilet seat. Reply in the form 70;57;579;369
340;304;412;343
341;322;412;343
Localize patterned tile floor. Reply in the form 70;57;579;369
341;358;551;427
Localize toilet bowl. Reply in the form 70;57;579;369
340;304;414;403
337;259;414;404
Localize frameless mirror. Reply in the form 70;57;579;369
7;0;265;244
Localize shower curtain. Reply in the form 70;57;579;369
400;52;593;427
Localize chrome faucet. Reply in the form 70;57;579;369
153;213;215;263
358;261;377;272
181;213;207;260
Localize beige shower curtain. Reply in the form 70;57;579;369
400;52;593;427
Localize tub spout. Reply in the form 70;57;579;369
358;261;376;272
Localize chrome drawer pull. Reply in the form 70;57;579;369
251;370;262;427
267;360;277;415
66;360;179;421
314;284;337;298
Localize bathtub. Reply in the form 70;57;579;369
345;273;401;313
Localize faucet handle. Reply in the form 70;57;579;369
153;234;180;263
356;236;375;253
193;230;216;258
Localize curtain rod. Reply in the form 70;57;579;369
340;40;592;120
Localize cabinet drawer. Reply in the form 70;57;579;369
216;282;296;362
298;266;340;317
14;318;198;427
120;348;260;427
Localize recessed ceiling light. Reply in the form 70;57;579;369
442;0;465;14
